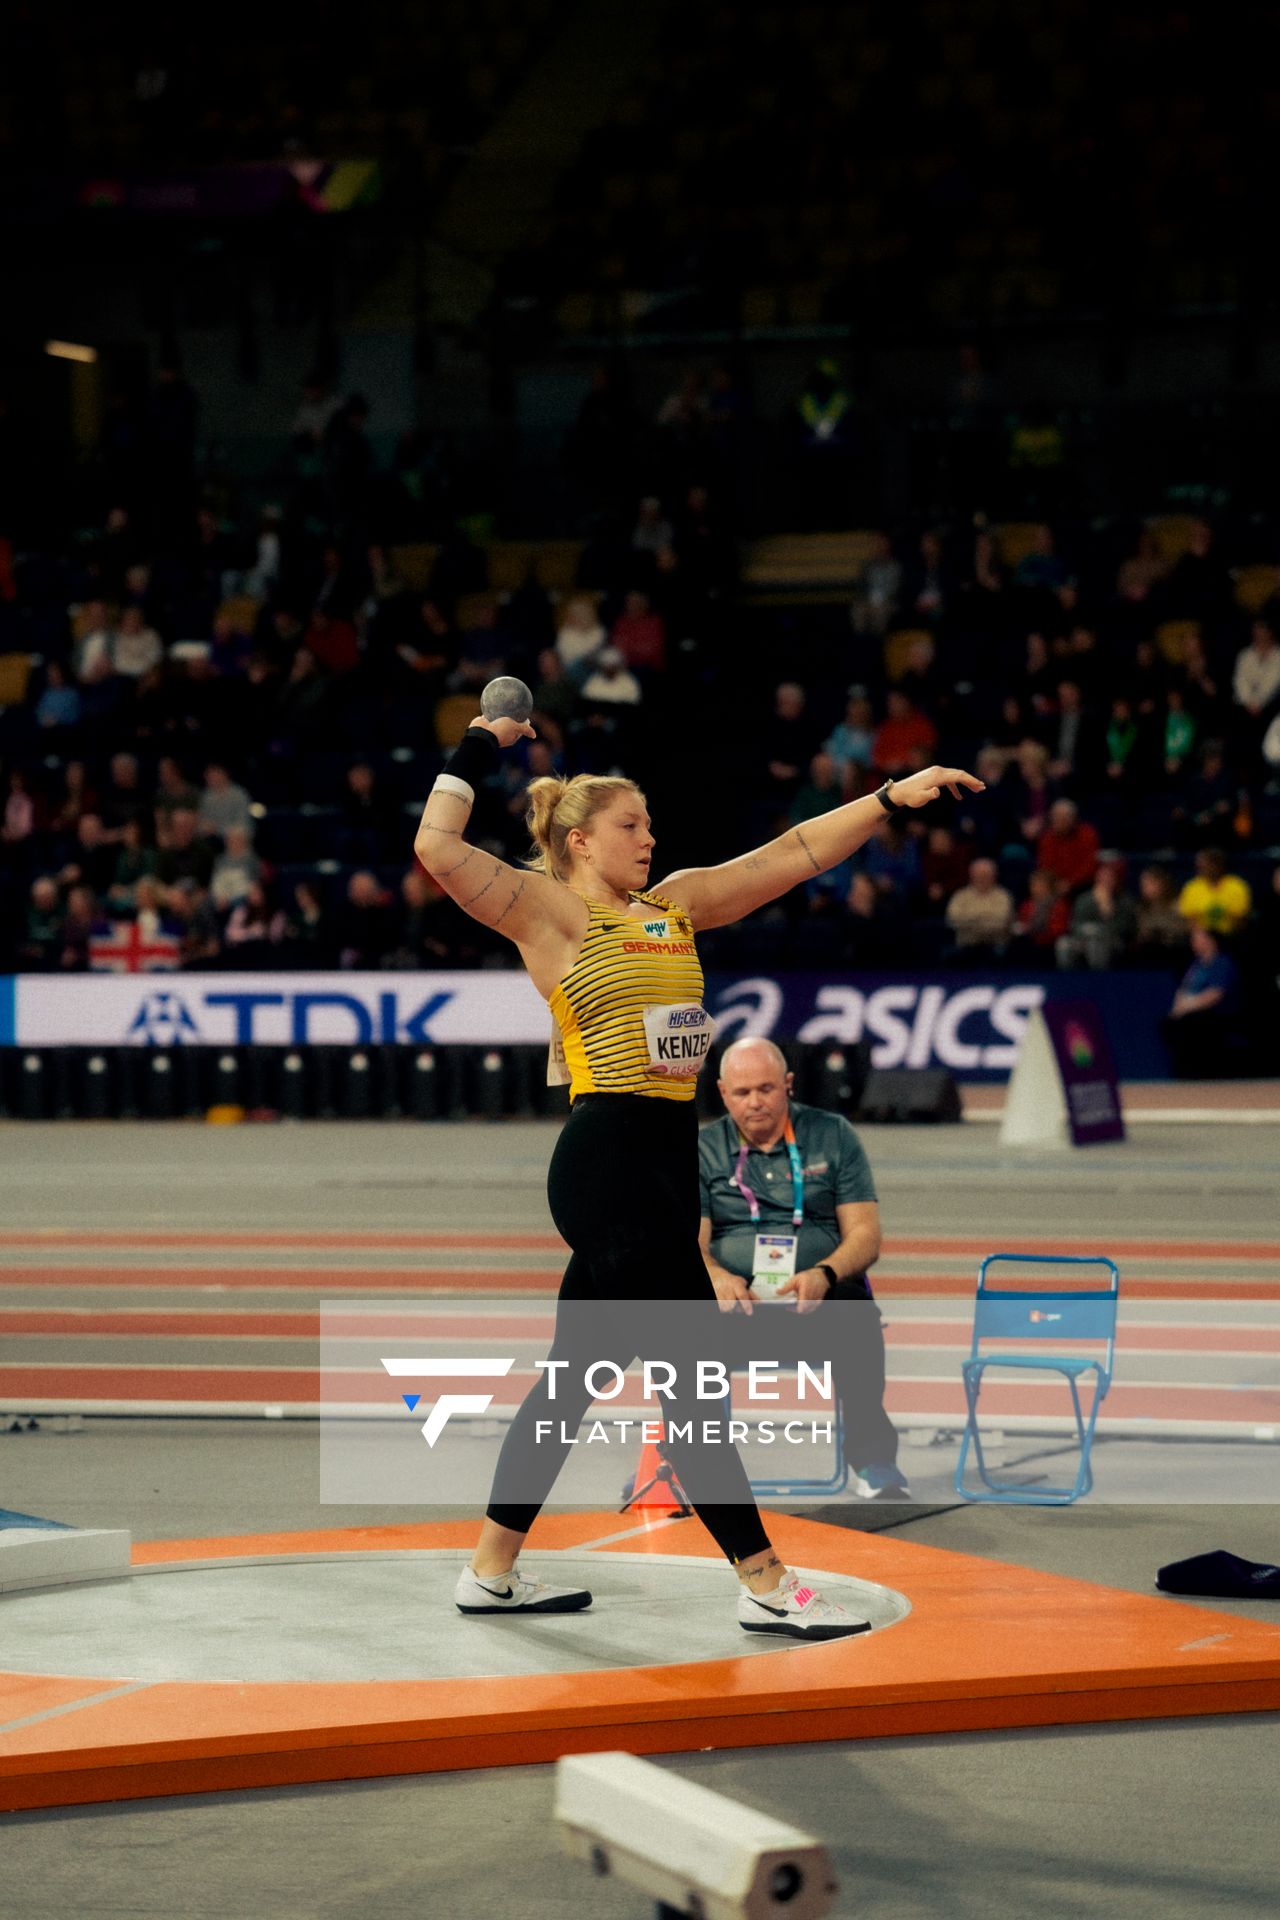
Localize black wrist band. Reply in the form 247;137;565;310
874;780;901;815
818;1263;839;1289
443;726;501;789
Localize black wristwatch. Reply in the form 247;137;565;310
874;780;901;814
817;1263;839;1291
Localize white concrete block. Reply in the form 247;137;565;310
0;1528;132;1594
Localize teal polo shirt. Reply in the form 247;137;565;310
698;1101;878;1281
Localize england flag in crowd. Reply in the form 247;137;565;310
88;916;181;975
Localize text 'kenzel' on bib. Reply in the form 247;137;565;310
641;1001;716;1080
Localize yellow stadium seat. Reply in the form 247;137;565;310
884;628;934;681
848;529;887;571
487;542;536;593
456;592;499;633
556;589;602;628
0;654;33;706
434;693;480;750
994;522;1041;569
1156;619;1200;666
535;542;584;592
71;603;111;641
218;594;261;633
1233;564;1279;614
389;544;438;593
1148;514;1198;566
619;289;651;328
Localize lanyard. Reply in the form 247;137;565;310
733;1116;804;1230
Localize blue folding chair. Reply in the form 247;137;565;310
730;1311;849;1497
955;1253;1119;1506
746;1399;848;1498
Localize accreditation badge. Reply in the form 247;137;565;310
751;1232;798;1299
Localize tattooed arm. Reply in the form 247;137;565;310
657;763;985;931
412;785;582;951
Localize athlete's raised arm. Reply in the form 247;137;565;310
655;763;985;932
413;720;583;949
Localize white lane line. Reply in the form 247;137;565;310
0;1680;153;1737
575;1515;693;1551
5;1364;1275;1393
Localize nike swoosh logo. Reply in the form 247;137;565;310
478;1581;515;1599
752;1600;790;1617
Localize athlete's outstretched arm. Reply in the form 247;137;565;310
656;764;984;931
413;719;580;947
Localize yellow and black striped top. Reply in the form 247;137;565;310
549;889;711;1102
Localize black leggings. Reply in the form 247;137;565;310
486;1093;771;1564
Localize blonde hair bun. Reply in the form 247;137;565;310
526;775;569;858
524;773;645;883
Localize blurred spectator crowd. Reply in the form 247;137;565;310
500;0;1275;341
1;361;1279;1085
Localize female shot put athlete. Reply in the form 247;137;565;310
414;719;982;1639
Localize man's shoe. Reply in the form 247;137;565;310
738;1570;872;1641
850;1463;911;1501
454;1563;593;1614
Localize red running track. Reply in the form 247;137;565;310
0;1363;1277;1429
1;1308;1279;1356
2;1229;1275;1430
2;1265;1279;1300
1;1230;1278;1259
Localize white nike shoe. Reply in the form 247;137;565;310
738;1570;871;1641
454;1562;593;1615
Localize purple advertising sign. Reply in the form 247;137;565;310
1040;999;1126;1145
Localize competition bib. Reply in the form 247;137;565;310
641;1002;715;1080
546;1021;571;1088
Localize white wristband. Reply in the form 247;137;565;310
431;773;475;804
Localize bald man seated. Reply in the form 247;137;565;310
698;1036;908;1500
